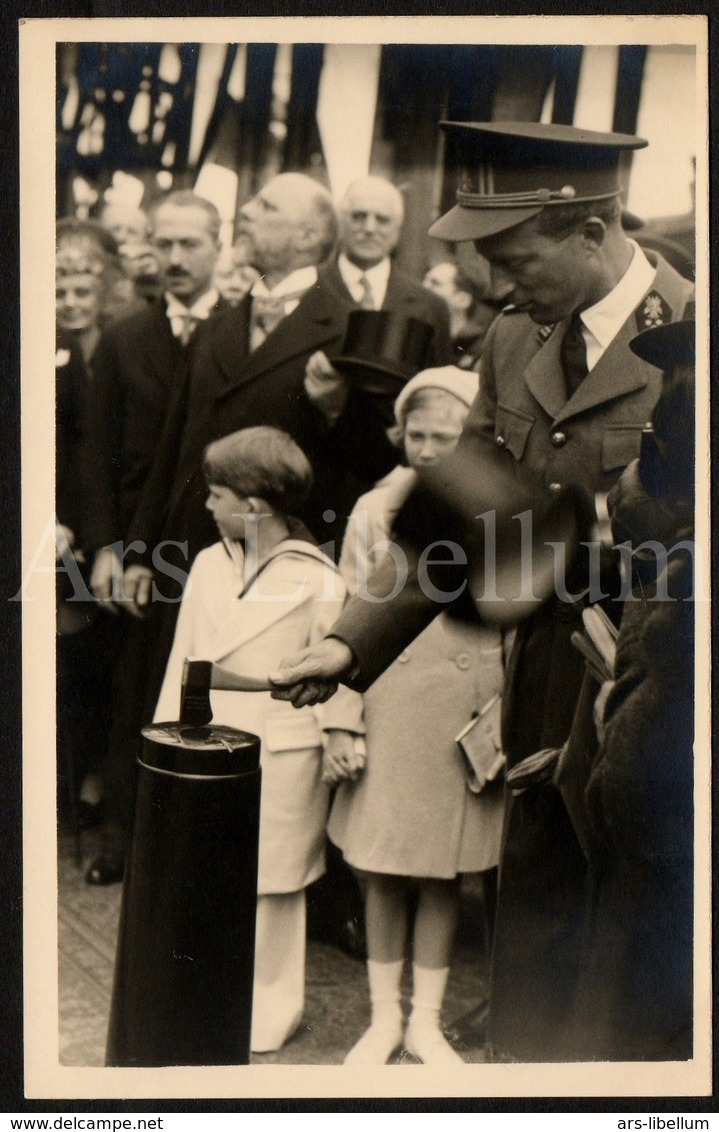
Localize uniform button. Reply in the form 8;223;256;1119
456;653;471;670
550;430;567;447
548;482;562;493
397;650;410;663
495;434;506;447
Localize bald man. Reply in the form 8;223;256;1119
125;174;351;577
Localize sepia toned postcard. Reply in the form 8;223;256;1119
17;11;711;1106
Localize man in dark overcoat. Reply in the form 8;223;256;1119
302;176;452;489
555;317;696;1061
270;121;694;1061
80;190;225;884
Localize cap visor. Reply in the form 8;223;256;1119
429;202;543;243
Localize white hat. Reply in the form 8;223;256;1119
394;365;480;424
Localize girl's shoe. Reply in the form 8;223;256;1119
344;1021;404;1065
404;1022;465;1065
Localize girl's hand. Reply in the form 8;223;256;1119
322;730;364;785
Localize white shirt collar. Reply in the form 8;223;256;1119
250;266;318;300
165;287;219;322
338;253;391;308
579;241;656;369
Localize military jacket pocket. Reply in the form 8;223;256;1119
601;425;644;472
495;403;535;461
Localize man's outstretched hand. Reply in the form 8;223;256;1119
269;638;355;707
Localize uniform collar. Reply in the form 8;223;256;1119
579;241;656;364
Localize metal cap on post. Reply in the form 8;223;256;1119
106;721;261;1067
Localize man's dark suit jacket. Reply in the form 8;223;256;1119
128;267;447;567
319;259;453;368
56;332;88;544
80;297;225;551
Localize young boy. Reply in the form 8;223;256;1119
154;426;345;1053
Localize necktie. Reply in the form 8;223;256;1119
176;312;198;346
357;275;375;310
560;311;588;399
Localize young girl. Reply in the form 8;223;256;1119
321;366;506;1065
154;426;345;1054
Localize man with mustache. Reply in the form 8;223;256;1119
81;190;225;885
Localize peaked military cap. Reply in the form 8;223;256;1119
430;121;648;243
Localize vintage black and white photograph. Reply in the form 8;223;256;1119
19;13;710;1101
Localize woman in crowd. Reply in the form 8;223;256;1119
56;218;140;367
55;218;139;829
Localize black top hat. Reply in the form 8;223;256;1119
629;309;695;371
332;310;436;395
430;120;648;244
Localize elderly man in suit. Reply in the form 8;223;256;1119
270;121;694;1061
329;175;450;355
81;190;224;884
304;176;452;446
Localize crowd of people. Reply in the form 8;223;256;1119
56;116;696;1066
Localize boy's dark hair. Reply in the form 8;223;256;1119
203;427;313;515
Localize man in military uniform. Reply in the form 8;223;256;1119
270;121;694;1062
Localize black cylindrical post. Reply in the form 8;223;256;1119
106;723;261;1066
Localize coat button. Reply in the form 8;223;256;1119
397;650;410;663
548;482;562;493
495;434;506;447
456;653;471;670
550;430;567;447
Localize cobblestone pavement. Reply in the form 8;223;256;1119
58;830;490;1067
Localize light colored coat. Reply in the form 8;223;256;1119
324;467;505;878
155;538;346;895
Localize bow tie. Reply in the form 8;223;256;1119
250;288;309;337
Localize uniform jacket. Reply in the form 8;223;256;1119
332;251;694;694
80;296;225;550
154;538;346;895
469;251;694;500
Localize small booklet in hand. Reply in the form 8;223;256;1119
455;694;506;794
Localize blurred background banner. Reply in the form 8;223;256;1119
56;40;697;279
